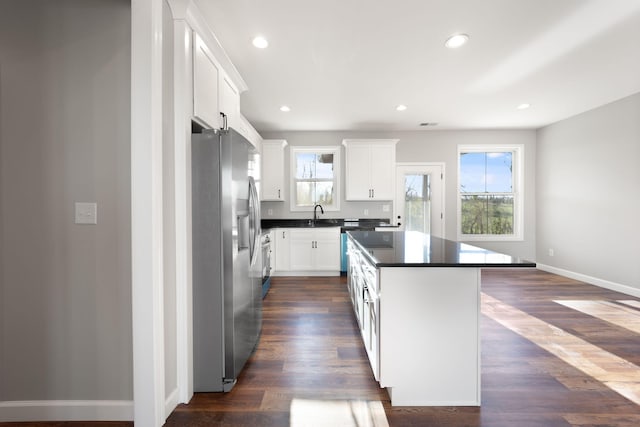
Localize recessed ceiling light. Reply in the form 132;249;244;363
396;104;407;111
517;103;531;110
279;105;290;112
252;36;268;49
444;33;469;49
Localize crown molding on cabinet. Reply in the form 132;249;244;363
167;0;249;94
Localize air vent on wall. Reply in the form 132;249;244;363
419;122;438;127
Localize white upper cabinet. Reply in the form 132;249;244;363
343;139;398;200
192;31;243;133
220;75;240;131
261;139;288;201
193;32;220;129
239;114;263;151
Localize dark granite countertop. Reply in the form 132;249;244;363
261;218;393;232
347;230;536;268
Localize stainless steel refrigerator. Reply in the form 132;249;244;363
192;128;262;392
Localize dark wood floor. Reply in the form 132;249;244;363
4;269;640;426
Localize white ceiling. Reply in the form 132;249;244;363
195;0;640;132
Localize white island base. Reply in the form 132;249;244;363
377;267;480;406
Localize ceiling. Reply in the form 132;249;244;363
194;0;640;132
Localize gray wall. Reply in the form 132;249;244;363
0;0;132;401
537;92;640;290
261;129;537;261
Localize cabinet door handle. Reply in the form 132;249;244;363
278;189;281;198
282;231;285;239
220;112;228;131
372;188;374;198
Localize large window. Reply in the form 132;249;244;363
458;145;523;241
290;146;340;211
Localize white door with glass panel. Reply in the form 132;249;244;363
394;163;444;237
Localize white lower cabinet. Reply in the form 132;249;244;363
289;229;315;270
346;238;380;379
274;228;290;272
310;229;341;271
361;261;379;379
273;227;340;275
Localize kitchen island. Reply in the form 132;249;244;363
346;230;535;406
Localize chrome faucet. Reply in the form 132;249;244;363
313;204;324;222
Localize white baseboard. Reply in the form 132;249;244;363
537;264;640;298
0;400;133;422
165;387;179;420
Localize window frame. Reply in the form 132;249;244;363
289;146;341;212
457;144;524;241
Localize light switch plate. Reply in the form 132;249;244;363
75;202;97;224
382;204;390;212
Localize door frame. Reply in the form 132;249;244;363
395;162;445;238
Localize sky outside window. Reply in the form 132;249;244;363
296;153;334;179
460;152;512;193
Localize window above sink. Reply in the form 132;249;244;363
290;146;341;212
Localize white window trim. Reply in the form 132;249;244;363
457;144;524;242
289;146;341;212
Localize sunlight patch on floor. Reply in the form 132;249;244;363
554;299;640;334
618;300;640;310
482;293;640;405
290;398;389;427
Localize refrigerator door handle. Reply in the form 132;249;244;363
238;214;250;251
248;177;261;265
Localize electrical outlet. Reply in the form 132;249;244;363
364;209;369;216
548;248;554;257
382;204;390;212
267;208;273;216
